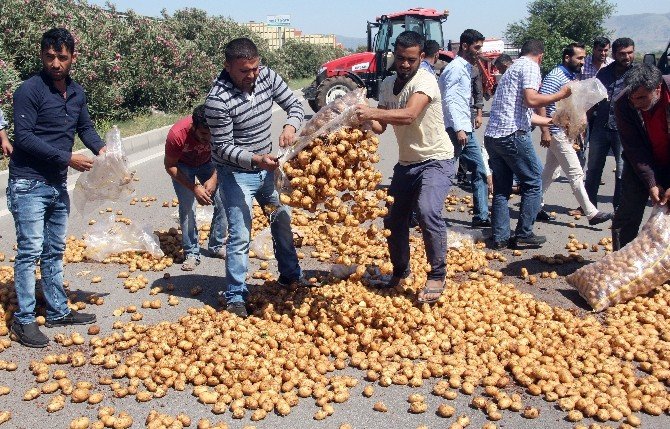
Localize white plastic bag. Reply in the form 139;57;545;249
249;226;274;260
448;227;482;249
84;215;163;262
566;205;670;312
172;205;214;224
553;78;608;141
72;126;136;215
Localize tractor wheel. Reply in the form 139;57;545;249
315;76;359;111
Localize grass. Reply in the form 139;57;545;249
289;77;313;91
0;111;187;170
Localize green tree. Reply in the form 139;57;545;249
505;0;615;73
277;39;346;80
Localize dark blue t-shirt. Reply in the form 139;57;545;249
10;71;105;184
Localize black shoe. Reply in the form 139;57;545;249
513;234;547;246
589;211;612;226
226;302;248;318
536;210;556;222
45;310;96;328
489;238;514;250
11;321;49;348
472;219;491;228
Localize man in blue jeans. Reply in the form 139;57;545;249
585;37;636;211
164;105;227;271
439;28;491;228
484;39;570;249
205;38;304;318
8;28;104;347
355;31;455;304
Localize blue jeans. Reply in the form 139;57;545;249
6;179;70;324
172;162;227;259
384;159;455;281
585;125;623;209
448;129;490;222
485;132;543;242
217;167;300;304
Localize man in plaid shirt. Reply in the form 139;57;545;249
484;39;571;250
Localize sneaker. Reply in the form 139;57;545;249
181;256;200;271
208;247;226;259
226;302;248;318
589;211;613;226
513;234;547;247
45;310;96;328
489;238;514;250
536;210;556;222
277;275;311;290
10;321;49;348
472;219;491;228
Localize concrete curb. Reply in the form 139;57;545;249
0;124;171;192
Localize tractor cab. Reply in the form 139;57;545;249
303;8;450;112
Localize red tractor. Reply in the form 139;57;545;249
303;8;454;112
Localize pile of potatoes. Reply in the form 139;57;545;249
567;207;670;311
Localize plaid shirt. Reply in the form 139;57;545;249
485;56;541;138
579;55;613;80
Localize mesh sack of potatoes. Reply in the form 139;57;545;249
553;77;607;141
566;205;670;311
84;215;164;261
72;126;136;215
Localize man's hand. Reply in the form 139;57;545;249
557;85;572;100
662;188;670;206
1;137;12;156
355;104;376;122
474;113;483;130
203;175;217;196
253;154;279;172
540;129;551;148
650;185;665;204
69;153;94;172
279;125;296;148
456;130;468;147
487;175;493;196
193;184;213;206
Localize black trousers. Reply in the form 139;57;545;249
611;159;669;250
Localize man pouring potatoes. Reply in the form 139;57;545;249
355;30;456;304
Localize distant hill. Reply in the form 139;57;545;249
606;12;670;53
336;35;367;51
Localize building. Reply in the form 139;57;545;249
243;21;340;50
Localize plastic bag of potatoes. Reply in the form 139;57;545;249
566;205;670;311
276;88;368;190
84;215;164;261
249;226;274;260
72;126;136;215
552;78;607;141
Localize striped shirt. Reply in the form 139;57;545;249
485;56;541;138
204;67;304;172
579;55;613;80
540;65;576;135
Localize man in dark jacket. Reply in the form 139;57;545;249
612;64;670;249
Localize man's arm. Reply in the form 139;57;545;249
76;93;105;155
524;86;571;108
356;92;431;126
535;106;552;147
0;110;11;156
12;83;72;167
269;69;304;147
471;65;485;129
163;152;213;205
440;66;472;146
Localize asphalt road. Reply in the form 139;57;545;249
0;95;666;429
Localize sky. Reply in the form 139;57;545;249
88;0;669;40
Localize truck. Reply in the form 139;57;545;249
643;40;670;75
302;8;454;112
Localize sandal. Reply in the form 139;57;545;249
417;279;446;303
